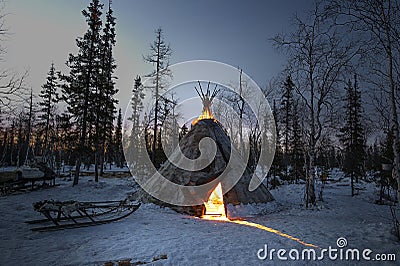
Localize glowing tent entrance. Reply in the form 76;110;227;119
202;183;228;220
137;81;317;249
140;81;274;216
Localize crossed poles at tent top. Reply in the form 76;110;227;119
194;81;220;112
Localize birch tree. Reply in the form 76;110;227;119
272;1;358;206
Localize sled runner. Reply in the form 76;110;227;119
26;199;140;231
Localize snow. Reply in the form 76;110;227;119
0;170;399;265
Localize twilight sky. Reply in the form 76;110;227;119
5;0;313;111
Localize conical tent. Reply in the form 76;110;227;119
140;82;274;216
148;118;274;216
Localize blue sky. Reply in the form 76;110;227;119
5;0;313;111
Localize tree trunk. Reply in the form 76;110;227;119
100;147;104;176
24;90;33;166
351;171;354;196
383;18;400;204
73;158;81;186
307;60;316;207
238;69;244;156
306;151;316;207
94;150;99;182
151;33;161;164
390;77;400;204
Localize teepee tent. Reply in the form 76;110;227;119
142;82;274;217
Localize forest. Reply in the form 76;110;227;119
0;0;399;210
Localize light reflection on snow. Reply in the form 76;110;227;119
228;219;319;248
201;216;318;248
200;183;318;248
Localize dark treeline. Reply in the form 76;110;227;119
0;0;121;186
268;0;400;206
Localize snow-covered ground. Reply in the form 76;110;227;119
0;171;399;265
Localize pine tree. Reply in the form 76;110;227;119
62;0;103;185
97;0;118;177
365;140;380;171
291;99;304;182
61;0;118;183
130;76;144;136
114;108;123;168
280;75;294;180
127;76;144;171
56;113;75;172
38;62;59;162
339;74;365;196
271;99;282;187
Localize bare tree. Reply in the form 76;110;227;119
218;70;255;152
144;28;172;164
0;1;28;112
272;1;358;207
237;69;245;155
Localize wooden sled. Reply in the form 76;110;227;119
26;199;141;231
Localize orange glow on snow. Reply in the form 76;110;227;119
229;220;319;248
202;183;228;221
200;183;318;248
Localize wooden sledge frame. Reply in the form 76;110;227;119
26;199;141;231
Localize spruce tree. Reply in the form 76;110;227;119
127;76;144;172
291;99;304;182
97;0;118;177
114;108;123;168
38;62;59;162
56;113;75;171
130;76;144;136
339;74;364;196
62;0;103;185
280;75;294;180
271;99;282;187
